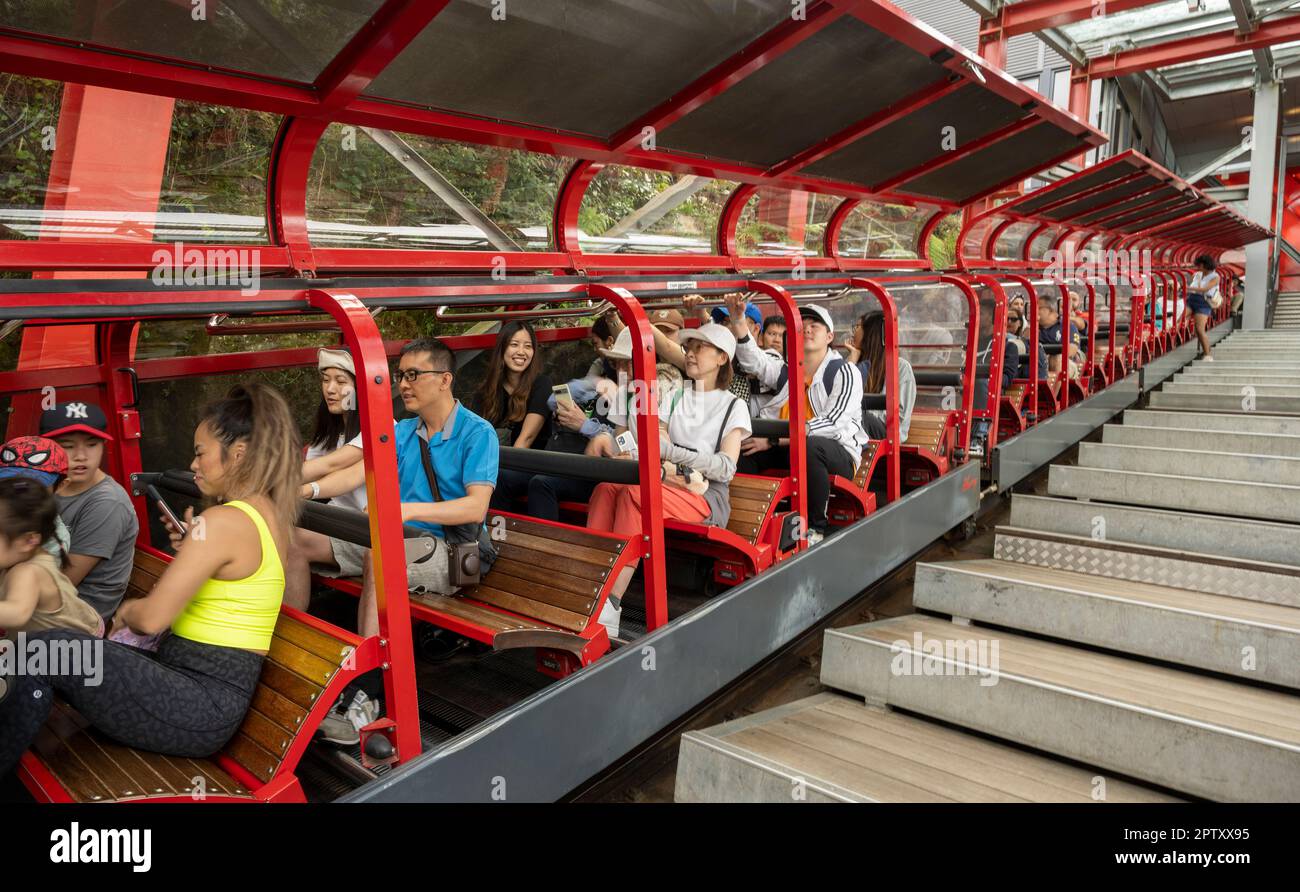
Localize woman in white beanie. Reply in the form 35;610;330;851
299;347;366;510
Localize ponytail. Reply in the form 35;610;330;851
198;383;302;535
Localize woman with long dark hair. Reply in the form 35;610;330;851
0;384;300;775
475;321;553;511
301;348;364;510
1185;255;1220;360
843;311;915;441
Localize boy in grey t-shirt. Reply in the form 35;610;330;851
41;401;139;620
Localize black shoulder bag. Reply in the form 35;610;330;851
417;431;498;587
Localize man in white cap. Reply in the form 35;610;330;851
719;293;866;544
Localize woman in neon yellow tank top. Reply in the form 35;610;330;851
0;384;301;775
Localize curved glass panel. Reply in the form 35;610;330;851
837;202;934;262
308;124;565;251
155;101;277;244
735;188;829;257
578;166;735;255
0;77;273;245
1027;225;1067;262
992;221;1037;262
958;217;996;265
893;281;969;411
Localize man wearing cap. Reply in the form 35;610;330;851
719;294;867;544
40;401;140;621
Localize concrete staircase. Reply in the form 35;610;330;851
1273;292;1300;329
676;329;1300;803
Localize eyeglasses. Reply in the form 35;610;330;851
1008;316;1022;324
394;368;452;384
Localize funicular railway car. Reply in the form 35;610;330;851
3;0;1275;806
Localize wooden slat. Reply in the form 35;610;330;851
485;556;607;597
238;708;294;766
729;475;780;495
728;495;772;515
492;541;610;581
37;734;116;803
273;615;354;665
224;732;280;782
171;755;248;797
266;636;338;688
412;592;547;633
497;528;620;567
497;515;623;554
250;682;309;737
472;569;598;615
257;660;324;711
725;521;762;542
465;584;590;632
727;508;766;528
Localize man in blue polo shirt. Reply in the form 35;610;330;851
305;337;498;638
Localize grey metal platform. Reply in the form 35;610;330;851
1048;464;1300;523
821;614;1300;802
1148;390;1300;412
1123;408;1300;436
914;556;1300;688
1101;423;1300;458
1008;494;1300;567
1077;440;1300;486
675;693;1178;803
990;525;1300;607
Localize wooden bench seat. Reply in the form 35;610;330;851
665;472;794;585
899;411;953;485
828;440;882;525
21;547;371;804
321;512;636;675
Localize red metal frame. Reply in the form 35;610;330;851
1085;13;1300;80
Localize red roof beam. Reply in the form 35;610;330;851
995;0;1164;38
1087;13;1300;79
313;0;454;111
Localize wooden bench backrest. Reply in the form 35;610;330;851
902;412;949;453
852;441;882;489
725;476;780;545
126;549;354;786
463;514;629;633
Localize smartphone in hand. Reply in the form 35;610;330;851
552;383;575;409
147;485;188;536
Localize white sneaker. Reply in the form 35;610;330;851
318;689;379;746
1204;355;1214;362
806;529;825;546
598;597;622;640
344;689;379;734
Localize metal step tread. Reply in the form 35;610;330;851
1048;464;1300;524
1009;494;1300;567
1102;424;1300;458
927;554;1300;629
1078;441;1300;484
825;615;1300;748
1124;408;1300;433
675;693;1178;803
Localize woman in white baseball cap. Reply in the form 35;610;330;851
586;322;752;639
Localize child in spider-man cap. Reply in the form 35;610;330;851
40;401;139;621
0;436;103;640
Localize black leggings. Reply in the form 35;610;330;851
738;436;856;532
0;631;263;778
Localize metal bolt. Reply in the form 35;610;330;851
375;375;383;384
379;638;387;646
382;662;391;670
380;434;388;443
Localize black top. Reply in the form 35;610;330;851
483;373;554;449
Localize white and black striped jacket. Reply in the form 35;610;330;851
734;335;868;468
